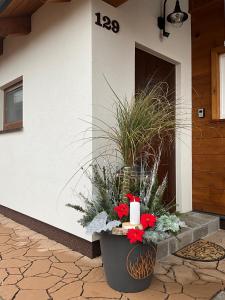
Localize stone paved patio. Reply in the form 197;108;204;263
0;215;224;299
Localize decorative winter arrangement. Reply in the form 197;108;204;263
69;161;185;244
67;83;188;293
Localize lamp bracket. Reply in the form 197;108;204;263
158;0;170;38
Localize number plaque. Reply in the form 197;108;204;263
95;12;120;34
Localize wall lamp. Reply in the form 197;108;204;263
158;0;189;37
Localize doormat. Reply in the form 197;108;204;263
173;239;225;262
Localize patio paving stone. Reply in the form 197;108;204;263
50;281;83;300
83;267;106;282
83;281;121;298
149;277;165;292
0;285;18;300
3;274;23;285
173;265;198;285
168;295;194;300
165;282;182;294
49;266;66;277
17;275;61;289
195;269;225;282
53;251;83;263
0;258;30;268
183;283;223;298
24;259;52;276
0;214;224;299
14;289;49;300
124;289;168;300
51;262;81;274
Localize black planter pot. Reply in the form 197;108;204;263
100;233;157;293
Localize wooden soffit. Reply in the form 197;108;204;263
0;0;71;17
0;0;71;55
189;0;221;13
0;0;127;55
0;0;128;18
102;0;128;7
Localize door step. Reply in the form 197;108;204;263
156;212;220;260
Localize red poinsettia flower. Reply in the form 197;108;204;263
127;229;145;244
114;203;129;219
141;214;157;229
125;193;140;202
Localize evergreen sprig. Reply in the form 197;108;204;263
67;164;121;227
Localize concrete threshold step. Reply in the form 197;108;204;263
156;211;220;260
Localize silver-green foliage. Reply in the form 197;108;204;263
143;230;170;244
143;215;186;244
156;215;186;233
85;211;121;235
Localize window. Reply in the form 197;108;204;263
211;46;225;120
3;81;23;131
219;53;225;119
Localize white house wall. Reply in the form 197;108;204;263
92;0;192;213
0;0;192;245
0;0;93;241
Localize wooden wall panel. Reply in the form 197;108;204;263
193;187;225;214
193;155;225;172
193;171;225;190
192;0;225;214
193;126;225;139
193;138;225;155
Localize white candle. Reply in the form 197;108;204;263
130;201;140;225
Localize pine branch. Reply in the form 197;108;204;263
66;204;85;213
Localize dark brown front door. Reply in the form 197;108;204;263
135;48;176;205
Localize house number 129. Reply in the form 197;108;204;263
95;12;120;33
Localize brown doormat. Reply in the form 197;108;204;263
173;239;225;262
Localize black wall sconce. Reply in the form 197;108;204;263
158;0;189;37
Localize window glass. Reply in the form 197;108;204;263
5;85;23;124
220;54;225;119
